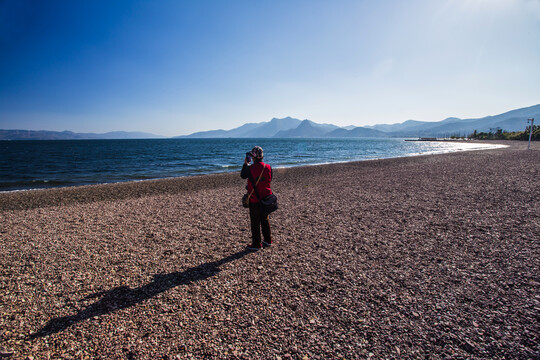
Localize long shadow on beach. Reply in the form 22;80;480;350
31;249;251;338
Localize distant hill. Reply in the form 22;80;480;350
325;126;386;138
417;105;540;136
244;117;303;137
274;120;340;137
179;104;539;139
0;130;163;140
179;117;302;138
367;119;430;133
379;105;540;137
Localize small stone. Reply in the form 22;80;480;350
0;348;14;357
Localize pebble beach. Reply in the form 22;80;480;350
1;141;539;359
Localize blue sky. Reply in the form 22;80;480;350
1;0;539;137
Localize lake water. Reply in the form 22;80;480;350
0;138;503;192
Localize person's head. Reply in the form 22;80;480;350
251;146;263;162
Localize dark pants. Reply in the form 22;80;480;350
249;203;271;246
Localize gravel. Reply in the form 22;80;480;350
0;141;539;359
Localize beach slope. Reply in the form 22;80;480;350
0;142;538;359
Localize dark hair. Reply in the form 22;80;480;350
251;146;264;161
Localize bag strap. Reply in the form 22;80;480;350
247;165;265;201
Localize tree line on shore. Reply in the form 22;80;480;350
462;125;539;141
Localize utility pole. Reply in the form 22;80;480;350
528;118;534;150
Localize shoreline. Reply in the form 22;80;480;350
0;140;512;210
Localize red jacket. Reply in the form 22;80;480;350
242;162;272;203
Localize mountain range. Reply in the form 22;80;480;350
181;104;539;138
0;130;163;140
1;104;538;140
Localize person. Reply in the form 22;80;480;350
241;146;273;250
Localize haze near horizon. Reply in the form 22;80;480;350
1;0;539;137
